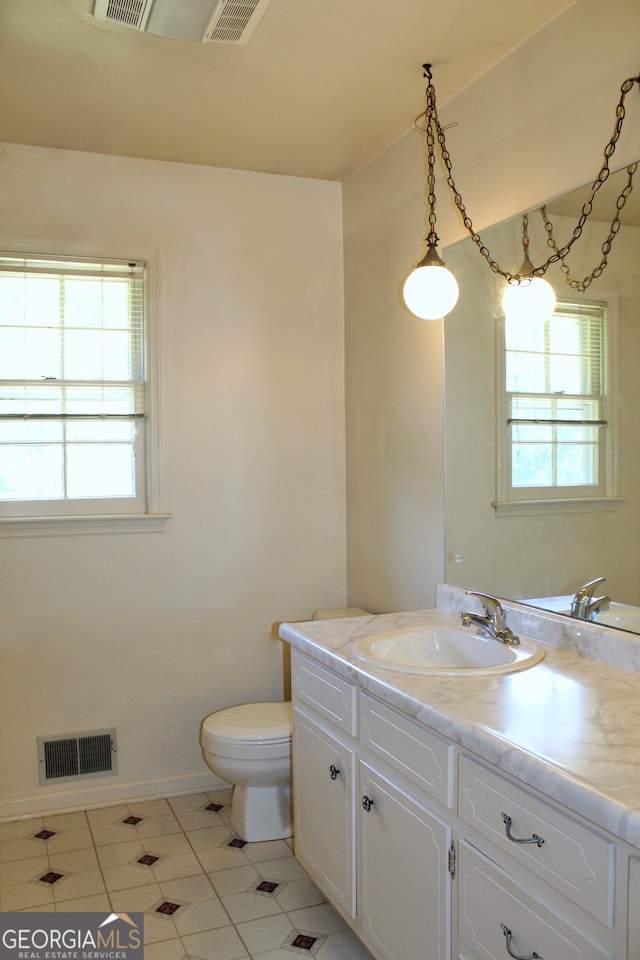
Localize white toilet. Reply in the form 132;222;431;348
200;701;293;841
200;608;369;842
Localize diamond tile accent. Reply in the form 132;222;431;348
123;815;144;826
137;854;160;866
155;900;182;915
205;802;224;812
227;837;247;849
34;829;56;841
38;871;65;885
283;930;325;955
256;879;279;894
291;933;317;950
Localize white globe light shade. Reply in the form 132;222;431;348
403;264;459;320
502;276;556;322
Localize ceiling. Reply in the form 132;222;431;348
0;0;579;182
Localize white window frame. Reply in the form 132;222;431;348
495;294;620;515
0;247;169;537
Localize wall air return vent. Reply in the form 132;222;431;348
37;729;117;785
93;0;271;44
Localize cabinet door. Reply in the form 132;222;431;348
358;759;451;960
292;707;356;918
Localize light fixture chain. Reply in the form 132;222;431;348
425;76;438;234
541;161;637;291
431;103;519;281
425;70;640;284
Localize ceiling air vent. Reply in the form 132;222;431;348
93;0;153;31
93;0;271;44
204;0;271;44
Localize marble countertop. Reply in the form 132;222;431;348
280;600;640;849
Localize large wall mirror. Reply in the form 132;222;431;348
444;162;640;631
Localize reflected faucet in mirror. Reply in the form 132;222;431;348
570;577;610;621
461;591;520;645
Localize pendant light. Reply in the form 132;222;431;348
402;65;458;320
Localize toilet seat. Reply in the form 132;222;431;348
201;702;292;758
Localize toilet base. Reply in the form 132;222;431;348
230;782;292;842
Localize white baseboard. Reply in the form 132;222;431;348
0;771;228;822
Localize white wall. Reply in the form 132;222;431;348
0;145;346;817
343;140;445;613
343;0;640;615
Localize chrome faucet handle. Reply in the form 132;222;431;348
462;591;520;644
464;590;505;623
575;576;606;599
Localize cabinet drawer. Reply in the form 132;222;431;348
458;755;615;926
359;693;453;808
291;651;356;735
457;840;612;960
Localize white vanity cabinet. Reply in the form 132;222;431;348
289;647;634;960
291;650;453;960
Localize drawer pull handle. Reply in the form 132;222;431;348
362;795;374;812
501;812;545;847
329;764;340;780
500;923;543;960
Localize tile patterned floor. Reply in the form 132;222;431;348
0;791;372;960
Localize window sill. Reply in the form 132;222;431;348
493;497;625;518
0;513;172;537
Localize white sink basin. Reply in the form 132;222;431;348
350;626;545;675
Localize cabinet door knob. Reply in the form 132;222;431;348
329;764;340;780
361;795;374;812
500;923;543;960
501;813;545;847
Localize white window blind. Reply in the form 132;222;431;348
0;253;147;513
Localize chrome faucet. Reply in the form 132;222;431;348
570;577;610;621
461;591;520;645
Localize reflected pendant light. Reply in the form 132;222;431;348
502;214;556;322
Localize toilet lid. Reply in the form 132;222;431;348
202;701;292;744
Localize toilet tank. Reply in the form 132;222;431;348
311;608;369;620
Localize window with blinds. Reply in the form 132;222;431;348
0;253;147;516
498;299;611;502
